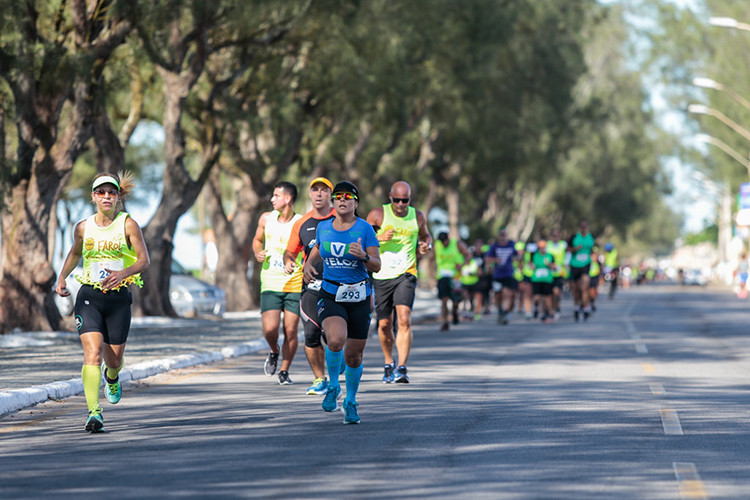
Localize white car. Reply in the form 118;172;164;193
56;261;226;318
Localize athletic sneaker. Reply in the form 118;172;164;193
574;309;580;322
322;385;341;412
306;377;328;395
382;363;395;383
84;408;104;433
440;322;449;331
342;399;360;424
278;371;293;385
264;352;279;376
101;363;121;404
394;365;409;384
105;377;122;404
583;311;590;321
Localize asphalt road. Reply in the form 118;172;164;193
2;283;750;499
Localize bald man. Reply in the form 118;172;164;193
366;181;432;384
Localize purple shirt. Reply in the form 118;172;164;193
486;241;516;279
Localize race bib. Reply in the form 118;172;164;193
307;279;322;291
381;252;407;271
439;269;455;278
269;254;285;272
91;260;124;283
335;281;366;302
575;253;588;262
534;268;549;278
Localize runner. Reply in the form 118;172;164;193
519;242;537;320
588;245;601;313
530;240;556;323
366;181;432;384
569;220;595;321
602;242;620;299
303;181;380;424
736;252;749;299
55;173;150;432
461;240;489;322
284;177;336;395
434;232;470;331
546;228;568;319
252;181;303;385
485;229;518;325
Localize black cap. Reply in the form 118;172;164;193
332;181;359;200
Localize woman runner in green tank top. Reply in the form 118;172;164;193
55;173;150;433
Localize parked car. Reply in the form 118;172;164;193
682;269;707;286
55;261;226;318
169;260;226;317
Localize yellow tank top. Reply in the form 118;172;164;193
78;212;142;291
373;204;419;280
261;210;303;293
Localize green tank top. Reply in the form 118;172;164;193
435;239;463;278
531;252;554;283
373;204;419;280
78;212;142;291
522;252;534;278
589;256;601;276
604;249;618;269
460;258;480;285
261;210;303;293
546;240;567;277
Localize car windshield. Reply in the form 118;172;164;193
171;260;192;275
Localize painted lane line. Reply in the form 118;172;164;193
649;383;666;396
642;363;656;374
673;462;708;499
660;409;684;435
635;343;648;354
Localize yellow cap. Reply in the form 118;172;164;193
309;177;333;190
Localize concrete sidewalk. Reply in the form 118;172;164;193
0;289;441;416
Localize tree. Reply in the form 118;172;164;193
0;0;134;333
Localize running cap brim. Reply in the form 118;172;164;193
309;177;333;190
92;175;120;191
332;181;359;200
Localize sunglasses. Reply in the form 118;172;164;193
391;197;410;204
94;188;119;197
332;192;357;201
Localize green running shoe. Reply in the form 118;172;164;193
341;399;360;424
322;385;341;412
105;377;122;404
85;408;104;433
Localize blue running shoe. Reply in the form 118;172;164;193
85;408;104;433
382;363;395;383
306;377;328;395
394;365;409;384
322;385;341;412
341;399;360;424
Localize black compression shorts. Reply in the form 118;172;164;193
75;285;133;345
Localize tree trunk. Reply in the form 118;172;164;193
140;70;213;316
204;170;256;311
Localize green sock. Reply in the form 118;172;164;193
105;360;123;382
81;364;102;413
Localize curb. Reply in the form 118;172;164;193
0;307;441;418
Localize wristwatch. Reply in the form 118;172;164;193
361;254;371;263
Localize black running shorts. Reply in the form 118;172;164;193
75;285;133;345
570;265;591;282
373;273;417;320
317;291;371;340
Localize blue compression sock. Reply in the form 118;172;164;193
326;347;344;388
344;363;363;404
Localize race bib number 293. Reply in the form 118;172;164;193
335;281;366;302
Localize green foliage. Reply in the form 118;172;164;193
683;223;719;246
